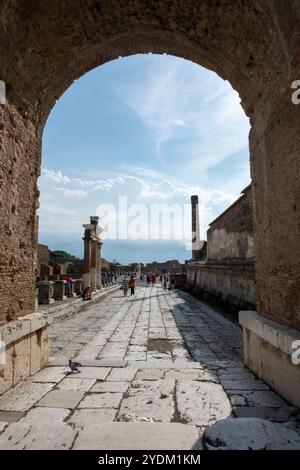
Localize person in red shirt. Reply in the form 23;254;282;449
129;276;136;296
65;274;73;297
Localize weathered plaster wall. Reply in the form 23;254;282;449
187;265;256;310
207;186;254;265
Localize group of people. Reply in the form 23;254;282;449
121;276;136;296
67;271;176;300
162;274;176;291
121;272;176;297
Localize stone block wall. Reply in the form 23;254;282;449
0;313;48;395
186;265;256;310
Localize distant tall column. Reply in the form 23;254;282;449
96;242;102;290
83;216;104;291
90;240;97;292
191;195;200;261
83;236;91;289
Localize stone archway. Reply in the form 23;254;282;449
0;1;299;404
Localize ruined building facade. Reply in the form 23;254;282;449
187;185;255;310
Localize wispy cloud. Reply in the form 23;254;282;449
112;56;250;176
39;54;251;261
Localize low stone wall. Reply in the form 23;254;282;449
0;313;48;395
186;264;256;311
240;311;300;408
0;284;120;396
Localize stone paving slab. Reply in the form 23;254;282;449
0;411;25;423
135;369;165;381
57;378;96;392
91;381;130;393
78;393;123;409
37;390;85;409
29;367;67;383
164;368;219;383
0;422;77;450
233;406;299;422
107;368;138;382
0;382;54;411
73;422;202;450
19;407;71;424
176;381;232;427
229;391;287;408
220;378;269;391
68;409;117;427
66;367;111;380
118;380;175;422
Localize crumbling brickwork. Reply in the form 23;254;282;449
0;0;299;329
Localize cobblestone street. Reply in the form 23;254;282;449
0;285;299;450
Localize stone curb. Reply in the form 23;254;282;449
41;284;121;326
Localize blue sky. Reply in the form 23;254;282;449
39;54;251;264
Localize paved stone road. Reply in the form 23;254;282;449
0;285;299;449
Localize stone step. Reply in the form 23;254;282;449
42;284;121;325
73;422;202;450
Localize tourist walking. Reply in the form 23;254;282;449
129;276;136;296
65;274;73;297
163;276;168;290
170;275;176;291
121;276;129;296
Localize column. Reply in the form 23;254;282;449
90;239;97;292
82;237;91;290
96;242;102;290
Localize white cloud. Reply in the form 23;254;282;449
54;188;89;197
112;56;250;176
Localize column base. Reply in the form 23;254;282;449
240;311;300;408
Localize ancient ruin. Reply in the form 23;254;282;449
187;186;256;311
82;216;103;292
0;0;300;449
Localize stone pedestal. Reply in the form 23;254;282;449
0;313;48;395
53;280;67;301
38;281;54;305
240;311;300;408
